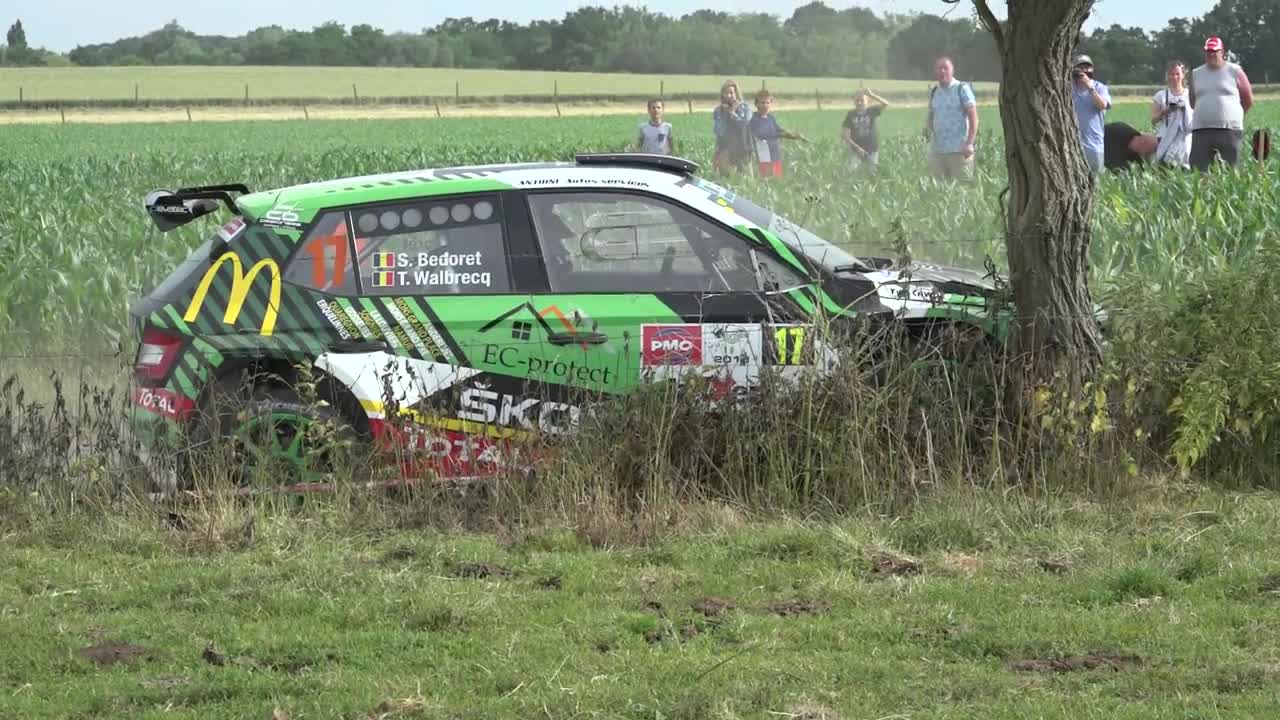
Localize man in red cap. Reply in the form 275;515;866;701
1189;36;1254;171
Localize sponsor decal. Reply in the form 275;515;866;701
366;251;492;289
183;252;281;336
704;324;760;366
315;298;355;340
261;203;305;229
642;324;703;366
133;386;194;419
482;344;615;386
458;382;582;435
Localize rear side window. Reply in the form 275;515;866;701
283;211;358;294
350;196;511;295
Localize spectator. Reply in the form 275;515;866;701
841;89;889;172
1151;61;1193;168
924;57;978;182
712;80;751;174
748;89;807;179
1104;122;1159;172
1070;54;1112;179
1189;36;1254;172
633;98;674;155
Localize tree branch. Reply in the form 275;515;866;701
971;0;1005;54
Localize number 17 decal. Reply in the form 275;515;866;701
769;324;810;365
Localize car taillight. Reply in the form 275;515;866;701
135;327;185;383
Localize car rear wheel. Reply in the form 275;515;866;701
178;378;365;493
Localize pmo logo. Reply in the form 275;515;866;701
642;324;702;366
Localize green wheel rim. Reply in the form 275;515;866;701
234;411;322;485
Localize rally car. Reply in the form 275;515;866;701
128;152;1007;490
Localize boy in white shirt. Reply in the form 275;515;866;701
634;99;674;155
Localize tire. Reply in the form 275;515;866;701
177;376;365;492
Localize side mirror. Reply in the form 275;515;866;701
144;189;220;232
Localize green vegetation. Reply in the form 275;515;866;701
0;65;979;104
3;484;1280;718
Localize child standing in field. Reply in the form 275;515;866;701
841;89;889;171
634;98;674;155
748;89;807;178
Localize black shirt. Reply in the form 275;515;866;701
842;106;884;152
1104;122;1143;171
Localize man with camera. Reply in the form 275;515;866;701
1188;36;1254;172
1071;54;1112;179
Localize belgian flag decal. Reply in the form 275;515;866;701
371;271;395;288
373;252;396;269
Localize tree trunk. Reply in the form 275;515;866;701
972;0;1103;394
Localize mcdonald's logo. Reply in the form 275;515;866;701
183;252;281;336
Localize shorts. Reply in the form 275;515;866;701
757;160;783;178
849;150;879;169
928;150;974;182
1190;128;1244;171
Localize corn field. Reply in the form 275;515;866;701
1;102;1277;350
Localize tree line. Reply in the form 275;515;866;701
3;0;1280;85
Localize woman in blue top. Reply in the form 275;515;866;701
712;80;752;174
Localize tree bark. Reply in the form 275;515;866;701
969;0;1103;394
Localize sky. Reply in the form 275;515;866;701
13;1;1218;53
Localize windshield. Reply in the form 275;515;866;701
688;177;870;272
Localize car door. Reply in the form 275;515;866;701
289;191;544;479
513;187;826;404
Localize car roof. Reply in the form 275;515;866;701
234;154;699;223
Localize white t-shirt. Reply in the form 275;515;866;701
637;121;673;154
1153;88;1192;166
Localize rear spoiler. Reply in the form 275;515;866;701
143;183;250;232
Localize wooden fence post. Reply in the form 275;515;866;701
60;105;66;124
455;81;460;102
816;89;821;110
135;83;139;103
244;84;249;103
687;94;692;114
353;83;358;102
18;86;22;102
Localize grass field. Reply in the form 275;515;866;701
4;486;1280;718
0;65;989;104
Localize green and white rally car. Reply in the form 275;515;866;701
129;153;1007;486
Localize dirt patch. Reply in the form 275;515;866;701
909;623;972;643
870;550;923;577
642;599;666;616
449;562;513;579
1008;653;1143;673
786;702;844;720
1036;557;1074;574
201;643;334;674
1258;573;1280;596
381;546;418;563
362;695;429;719
941;552;981;576
767;598;832;617
77;642;154;667
692;597;736;617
